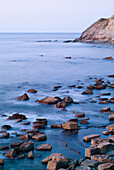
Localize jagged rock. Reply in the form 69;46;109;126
83;134;100;142
20;142;34;152
85;147;99;158
100;107;111;112
0;132;9;139
0;159;4;166
51;124;62;128
8;113;27;120
32;133;47;141
0;145;9;150
27;89;37;93
82;89;93;94
98;163;114;170
17;154;25;159
16;93;29;101
62;121;78;130
74;15;114;43
38;96;58;104
109;115;114;121
5;148;17;158
27;151;34;159
1;125;12;130
10;141;24;148
62;96;73;103
36;144;52;151
19;134;30;141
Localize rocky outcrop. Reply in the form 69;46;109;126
74;15;114;43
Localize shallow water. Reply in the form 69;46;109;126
0;33;114;170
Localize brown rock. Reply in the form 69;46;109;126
20;122;30;125
27;89;37;93
36;144;52;151
109;135;114;141
106;125;114;133
77;86;83;88
75;112;85;118
100;93;111;96
62;121;78;130
65;57;71;59
5;148;17;158
108;75;114;78
0;145;9;150
68;118;78;122
27;151;34;159
100;107;111;112
51;124;62;128
83;134;100;142
98;163;114;170
108;97;114;103
62;96;73;103
82;89;93;94
85;147;99;158
99;101;109;104
87;86;94;89
0;159;4;166
19;134;30;141
17;154;25;159
109;115;114;121
80;120;89;124
10;141;24;148
1;125;12;130
68;85;76;88
20;142;34;152
36;118;47;125
38;96;58;104
32;124;45;129
98;142;112;154
8;113;27;120
91;154;110;163
32;133;47;141
25;129;38;134
110;84;114;88
55;101;67;108
16;93;29;101
0;132;9;139
102;131;110;135
103;56;113;60
46;160;58;170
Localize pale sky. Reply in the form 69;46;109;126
0;0;114;32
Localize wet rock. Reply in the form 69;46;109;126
95;85;107;90
110;84;114;88
51;124;62;128
65;57;71;59
68;85;76;88
38;96;58;104
55;101;67;108
99;101;109;104
99;98;108;101
75;112;85;118
76;166;91;170
0;159;4;166
108;97;114;103
100;107;111;112
27;89;37;93
17;154;25;159
83;134;100;142
100;93;111;96
36;118;47;125
80;120;89;124
87;86;94;89
36;144;52;151
85;147;99;158
90;100;97;103
20;122;30;125
68;118;78;122
25;129;38;134
10;141;24;148
109;135;114;142
109;115;114;121
32;124;45;129
81;159;99;168
27;151;34;159
91;154;112;163
62;96;73;103
8;113;27;120
0;132;9;139
108;75;114;78
102;131;110;135
53;86;62;91
32;133;47;141
62;121;78;130
98;163;114;170
77;85;83;88
5;148;17;158
19;134;30;141
20;142;34;152
98;142;112;154
16;93;29;101
106;125;114;132
0;145;9;150
1;125;12;130
15;119;22;123
103;56;113;60
82;89;93;95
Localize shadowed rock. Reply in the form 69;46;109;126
38;96;58;104
16;93;29;101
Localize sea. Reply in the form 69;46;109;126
0;33;114;170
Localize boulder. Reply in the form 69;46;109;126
32;133;47;141
36;144;52;151
27;151;34;159
99;101;109;104
0;159;4;166
38;96;58;104
0;132;9;139
62;96;73;103
102;131;110;135
108;97;114;103
27;89;37;93
82;89;93;94
98;163;114;170
20;142;34;152
32;124;45;129
62;121;78;130
83;134;100;142
100;93;111;96
10;141;24;148
5;148;17;158
16;93;29;101
25;129;38;134
65;57;71;59
91;154;112;163
77;86;83;88
100;107;111;112
8;113;27;120
1;125;12;130
87;86;94;89
0;145;9;150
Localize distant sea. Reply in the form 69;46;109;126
0;33;114;170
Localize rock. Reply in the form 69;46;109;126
36;118;47;125
108;97;114;103
8;113;27;120
98;163;114;170
99;98;108;101
36;144;52;151
102;131;110;135
81;159;99;168
17;154;25;159
109;115;114;121
83;134;100;142
62;96;73;103
76;166;91;170
106;125;114;132
5;148;17;158
15;119;22;123
68;85;76;88
27;89;37;93
25;129;38;134
80;120;89;124
109;135;114;142
0;159;4;166
20;142;34;152
74;15;114;43
51;124;62;128
62;121;78;130
98;142;112;154
100;107;111;112
55;101;67;108
16;93;29;100
0;132;9;139
82;89;93;94
99;101;109;104
68;118;78;122
91;154;113;163
1;125;12;130
90;100;97;103
100;93;111;96
20;122;30;125
38;96;58;104
108;75;114;78
32;124;45;129
103;56;113;60
65;57;71;59
75;112;85;118
53;86;62;91
110;84;114;88
87;86;94;89
85;147;99;158
27;151;34;159
10;141;24;148
32;133;47;141
19;134;30;141
0;145;9;150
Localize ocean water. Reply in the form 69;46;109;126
0;33;114;170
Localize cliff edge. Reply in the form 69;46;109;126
74;15;114;43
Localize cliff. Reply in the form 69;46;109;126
74;15;114;43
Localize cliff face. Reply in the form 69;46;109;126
74;15;114;43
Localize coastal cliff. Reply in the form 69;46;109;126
74;15;114;43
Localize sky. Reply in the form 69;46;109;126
0;0;114;33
